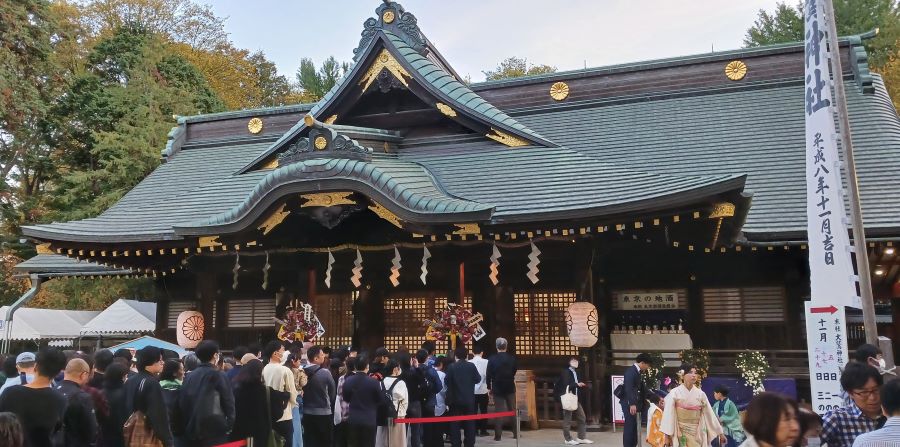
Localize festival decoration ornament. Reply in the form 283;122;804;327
423;303;485;350
232;253;240;290
351;249;363;288
565;302;599;347
390;246;402;287
527;241;541;284
420;244;431;285
489;244;501;285
176;310;204;349
262;251;271;290
325;250;335;288
274;301;325;342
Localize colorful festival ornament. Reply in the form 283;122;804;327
176;310;204;349
420;244;431;285
390;246;402;287
261;251;271;290
274;301;324;342
351;249;363;288
232;253;240;290
423;303;485;350
527;241;541;284
325;250;335;289
489;244;501;286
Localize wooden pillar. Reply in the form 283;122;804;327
308;268;317;307
458;262;465;304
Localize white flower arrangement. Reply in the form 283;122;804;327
735;350;770;395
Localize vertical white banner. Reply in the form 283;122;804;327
805;302;849;414
611;375;625;424
803;0;860;309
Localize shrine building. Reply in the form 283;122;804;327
14;0;900;422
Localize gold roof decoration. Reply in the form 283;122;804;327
486;128;529;147
324;114;338;124
359;49;411;92
247;117;263;134
257;203;291;235
368;202;403;229
261;158;279;170
198;236;222;248
382;10;395;23
314;136;328;150
724;60;747;81
709;202;736;219
452;223;481;235
301;192;356;207
435;102;457;117
549;82;570;101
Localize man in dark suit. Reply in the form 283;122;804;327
445;347;481;447
622;353;652;447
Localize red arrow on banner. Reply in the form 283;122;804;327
810;305;839;314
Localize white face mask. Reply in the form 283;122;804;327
879;358;887;369
570;361;579;369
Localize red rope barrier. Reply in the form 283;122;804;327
213;441;247;447
395;410;516;424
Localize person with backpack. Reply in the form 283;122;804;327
230;359;272;446
375;359;408;447
302;345;334;446
178;340;235;447
414;349;442;447
444;347;481;447
55;358;98;447
398;351;426;447
342;356;381;447
123;346;174;447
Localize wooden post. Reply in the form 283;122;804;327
458;261;465;304
308;268;317;307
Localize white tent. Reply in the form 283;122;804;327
0;306;100;341
81;299;156;336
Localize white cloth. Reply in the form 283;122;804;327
263;363;298;422
375;377;408;447
660;384;723;447
0;374;31;396
435;370;447;416
472;354;489;395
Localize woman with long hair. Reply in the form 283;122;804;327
375;359;408;447
740;393;800;447
231;359;272;446
98;363;129;447
0;412;24;447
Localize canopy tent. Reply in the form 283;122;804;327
81;299;156;336
0;306;99;341
108;335;188;357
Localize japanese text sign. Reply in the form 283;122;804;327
805;302;849;414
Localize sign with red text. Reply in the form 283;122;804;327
805;302;848;414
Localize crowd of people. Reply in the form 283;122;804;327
617;344;898;447
0;337;520;447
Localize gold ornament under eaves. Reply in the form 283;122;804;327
709;202;736;219
314;136;328;150
258;204;291;235
435;102;457;117
549;82;569;100
368;202;403;229
359;49;411;91
486;128;529;147
382;10;395;23
247;117;264;134
724;60;747;81
301;192;356;208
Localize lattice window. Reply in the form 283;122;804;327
382;294;472;353
226;299;275;328
702;287;786;323
166;301;216;328
315;292;355;348
514;291;578;356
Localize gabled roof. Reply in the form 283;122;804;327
0;306;100;341
14;254;132;277
81;299;156;335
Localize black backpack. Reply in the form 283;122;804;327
408;367;432;403
376;378;401;425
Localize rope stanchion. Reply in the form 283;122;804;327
394;410;516;424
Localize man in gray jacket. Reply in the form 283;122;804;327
303;345;337;446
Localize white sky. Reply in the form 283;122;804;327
204;0;785;82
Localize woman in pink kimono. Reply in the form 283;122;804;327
660;364;726;447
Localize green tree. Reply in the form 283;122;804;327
296;56;350;101
482;57;557;81
247;51;294;107
744;1;900;66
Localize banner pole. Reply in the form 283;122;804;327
821;0;877;343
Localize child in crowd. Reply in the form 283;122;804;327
712;385;745;447
646;393;666;447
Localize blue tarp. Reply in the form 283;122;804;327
107;335;188;357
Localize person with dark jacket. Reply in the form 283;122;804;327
555;356;593;445
158;360;186;447
445;347;481;447
622;353;651;447
342;356;381;447
230;359;272;446
55;358;98;447
88;349;114;390
124;346;174;447
98;363;129;447
486;337;518;441
178;340;235;447
415;349;443;447
0;347;68;447
225;346;248;383
302;345;337;447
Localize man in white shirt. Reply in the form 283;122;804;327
472;345;490;437
262;341;298;446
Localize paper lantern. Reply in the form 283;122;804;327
176;310;205;349
566;302;599;347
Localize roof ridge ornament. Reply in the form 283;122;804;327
277;115;373;165
353;0;428;62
